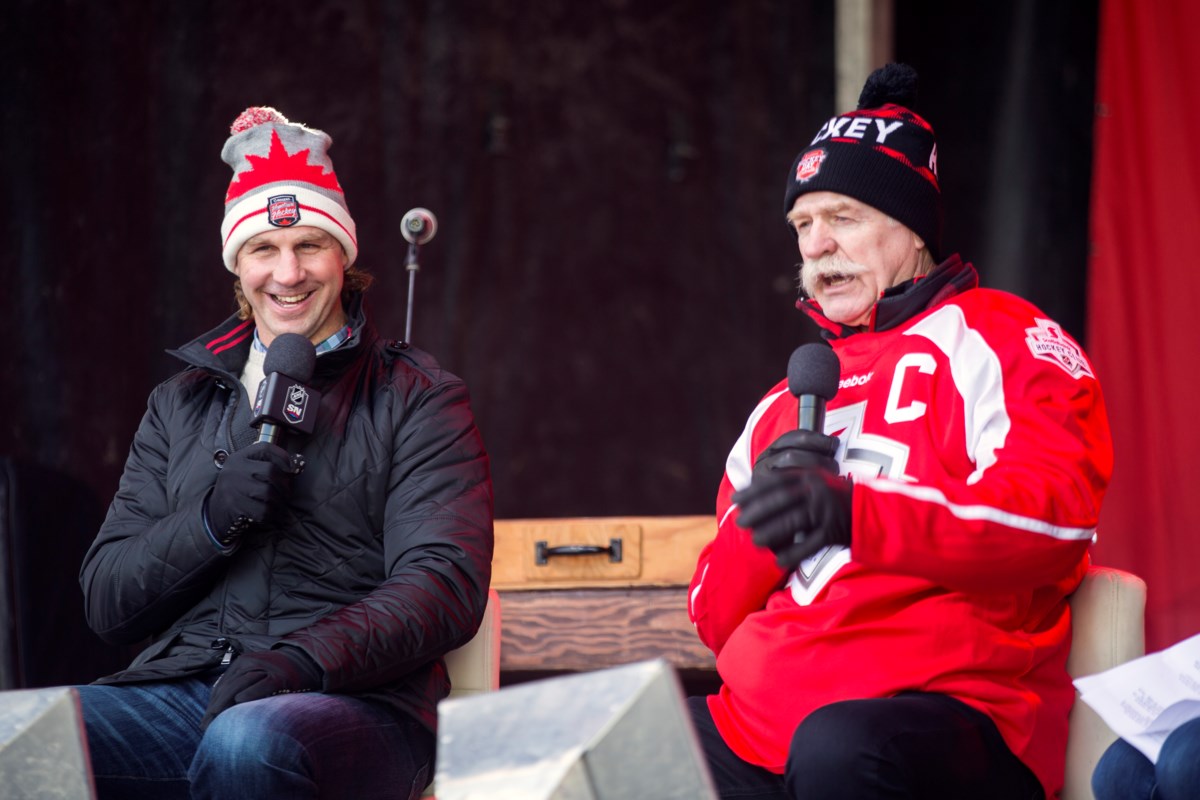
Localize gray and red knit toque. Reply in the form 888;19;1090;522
783;63;942;261
220;107;358;272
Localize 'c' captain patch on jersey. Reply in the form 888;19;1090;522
1025;318;1094;379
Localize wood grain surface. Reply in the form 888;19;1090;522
498;587;715;672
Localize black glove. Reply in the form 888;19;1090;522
205;441;298;539
200;647;324;730
732;468;853;571
753;429;840;479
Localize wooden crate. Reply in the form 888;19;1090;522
492;516;716;674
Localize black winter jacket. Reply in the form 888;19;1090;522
79;295;494;730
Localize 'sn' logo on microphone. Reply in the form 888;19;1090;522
284;384;309;424
253;380;268;415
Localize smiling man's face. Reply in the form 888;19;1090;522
234;226;348;346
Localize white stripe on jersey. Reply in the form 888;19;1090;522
724;388;790;491
904;304;1010;486
689;563;708;619
863;478;1096;541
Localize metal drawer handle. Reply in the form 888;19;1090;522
535;538;623;565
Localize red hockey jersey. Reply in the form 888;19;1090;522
688;259;1112;797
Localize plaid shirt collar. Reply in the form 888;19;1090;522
251;324;353;356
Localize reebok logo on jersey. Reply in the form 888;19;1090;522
839;372;873;389
1025;319;1094;379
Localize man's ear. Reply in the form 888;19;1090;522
912;231;926;251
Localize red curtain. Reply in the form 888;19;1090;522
1088;0;1200;651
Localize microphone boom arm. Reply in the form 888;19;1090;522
405;241;420;343
400;208;437;343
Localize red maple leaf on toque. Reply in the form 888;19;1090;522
224;129;344;204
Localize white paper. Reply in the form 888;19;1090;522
1074;632;1200;762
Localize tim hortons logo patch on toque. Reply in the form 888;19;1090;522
1025;318;1094;379
796;149;826;182
268;194;301;227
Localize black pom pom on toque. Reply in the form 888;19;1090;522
856;63;919;110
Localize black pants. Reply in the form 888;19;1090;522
687;693;1045;799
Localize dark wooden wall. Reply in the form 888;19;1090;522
1;0;1096;523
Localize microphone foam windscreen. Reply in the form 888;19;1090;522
263;332;317;383
787;343;840;400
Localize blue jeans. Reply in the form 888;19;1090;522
76;676;435;800
1091;716;1200;800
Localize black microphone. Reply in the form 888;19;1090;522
787;343;840;432
251;333;321;446
400;207;438;246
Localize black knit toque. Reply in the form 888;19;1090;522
783;63;943;261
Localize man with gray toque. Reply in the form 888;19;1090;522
76;107;493;799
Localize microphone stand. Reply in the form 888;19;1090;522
400;208;437;343
404;240;421;343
